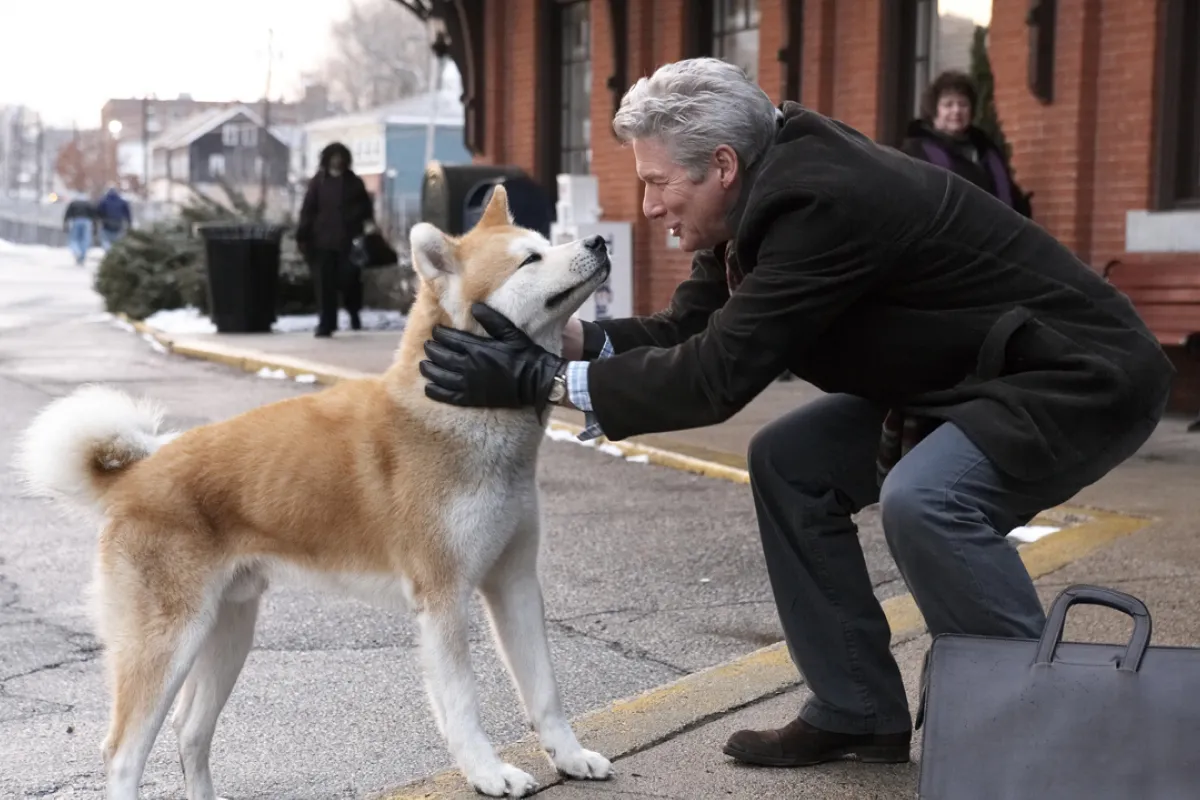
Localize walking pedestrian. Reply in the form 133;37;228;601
94;186;132;251
62;193;95;266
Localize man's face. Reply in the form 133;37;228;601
633;137;738;252
329;154;346;174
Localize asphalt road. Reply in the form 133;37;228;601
0;242;902;799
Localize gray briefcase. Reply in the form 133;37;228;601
916;584;1200;800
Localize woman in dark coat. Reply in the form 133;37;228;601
901;70;1033;218
296;142;378;337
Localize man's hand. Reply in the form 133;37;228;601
421;303;566;413
562;317;585;361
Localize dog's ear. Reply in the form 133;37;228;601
478;184;513;228
409;222;458;283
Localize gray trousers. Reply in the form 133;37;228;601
747;393;1163;736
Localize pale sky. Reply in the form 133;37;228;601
0;0;357;128
1;0;994;130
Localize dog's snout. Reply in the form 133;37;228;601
583;235;606;253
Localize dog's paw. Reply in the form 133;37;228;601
468;763;539;797
552;747;613;781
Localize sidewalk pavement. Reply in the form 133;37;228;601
124;320;1200;799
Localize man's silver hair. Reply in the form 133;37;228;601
612;57;778;181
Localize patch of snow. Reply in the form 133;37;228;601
143;307;217;335
141;333;169;354
256;367;288;380
272;309;407;333
543;428;655;466
545;427;580;442
140;306;407;336
294;373;318;384
1006;525;1060;544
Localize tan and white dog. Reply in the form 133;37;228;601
14;185;614;799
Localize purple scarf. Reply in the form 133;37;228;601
920;139;1015;209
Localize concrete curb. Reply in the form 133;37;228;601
119;314;373;384
114;316;1157;797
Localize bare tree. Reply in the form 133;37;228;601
306;0;433;112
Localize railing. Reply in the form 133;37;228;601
0;215;67;247
0;197;174;247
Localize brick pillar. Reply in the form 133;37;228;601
477;0;509;165
758;0;786;103
507;0;541;178
991;0;1105;261
1087;0;1162;266
831;0;885;137
802;0;838;114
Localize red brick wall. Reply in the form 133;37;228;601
990;0;1165;269
1088;0;1162;267
476;0;1179;317
831;1;885;136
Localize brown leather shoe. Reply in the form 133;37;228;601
723;715;911;767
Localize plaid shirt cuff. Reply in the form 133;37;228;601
565;332;614;441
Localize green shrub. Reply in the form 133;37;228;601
93;180;318;321
93;218;209;320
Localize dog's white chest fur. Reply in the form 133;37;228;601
443;414;544;579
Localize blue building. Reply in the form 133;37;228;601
301;67;471;234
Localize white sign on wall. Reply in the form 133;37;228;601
550;220;633;323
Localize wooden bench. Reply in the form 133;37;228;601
1104;258;1200;428
1103;259;1200;352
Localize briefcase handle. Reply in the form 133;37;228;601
1033;584;1152;672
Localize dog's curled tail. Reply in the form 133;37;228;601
14;384;171;508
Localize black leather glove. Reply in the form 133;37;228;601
421;303;566;413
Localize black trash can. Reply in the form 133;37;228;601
421;162;555;236
462;175;555;238
197;222;286;334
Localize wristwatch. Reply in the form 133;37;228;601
548;364;568;405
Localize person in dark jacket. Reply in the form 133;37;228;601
900;70;1032;218
419;58;1173;769
94;186;132;251
296;141;378;337
62;194;95;265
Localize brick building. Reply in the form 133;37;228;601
411;0;1197;316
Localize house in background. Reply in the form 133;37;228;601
301;63;472;235
101;84;340;192
147;105;291;213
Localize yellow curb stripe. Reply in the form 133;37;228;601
381;505;1153;799
547;419;751;483
169;338;372;384
117;314;371;385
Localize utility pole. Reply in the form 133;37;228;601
141;95;150;199
259;27;274;209
425;26;450;166
11;107;24;198
34;113;44;199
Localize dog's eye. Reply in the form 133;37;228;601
518;253;542;268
